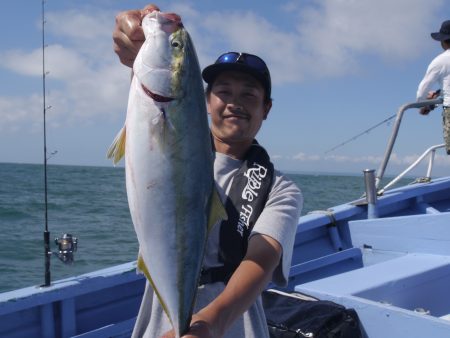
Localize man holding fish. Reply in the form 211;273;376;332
111;4;302;338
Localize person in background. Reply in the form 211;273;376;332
416;19;450;154
113;4;303;338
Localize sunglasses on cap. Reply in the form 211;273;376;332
215;52;269;72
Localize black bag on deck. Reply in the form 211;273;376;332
262;289;365;338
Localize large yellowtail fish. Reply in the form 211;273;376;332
108;10;226;337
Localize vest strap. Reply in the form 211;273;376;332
201;141;274;285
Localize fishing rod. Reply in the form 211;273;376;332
41;0;77;288
42;0;51;288
324;91;445;155
324;114;397;154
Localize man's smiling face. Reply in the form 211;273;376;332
207;70;271;150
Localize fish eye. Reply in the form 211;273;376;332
171;38;183;49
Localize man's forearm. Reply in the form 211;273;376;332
194;234;281;337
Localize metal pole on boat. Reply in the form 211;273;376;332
41;0;51;287
364;169;378;218
375;98;443;189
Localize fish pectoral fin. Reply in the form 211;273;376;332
137;255;173;324
207;188;228;232
151;108;176;148
107;126;126;164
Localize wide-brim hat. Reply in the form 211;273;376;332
202;52;271;99
431;20;450;41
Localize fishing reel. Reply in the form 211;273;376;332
53;233;78;264
41;232;79;287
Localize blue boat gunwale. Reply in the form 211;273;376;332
0;261;142;314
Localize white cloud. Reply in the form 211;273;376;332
0;95;42;132
202;11;303;83
0;0;446;134
46;10;113;42
292;152;321;161
290;151;450;167
2;45;90;79
190;0;445;82
0;7;129;132
435;154;450;165
277;150;449;176
307;0;441;72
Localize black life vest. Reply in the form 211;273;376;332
199;141;274;285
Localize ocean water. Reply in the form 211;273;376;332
0;162;392;293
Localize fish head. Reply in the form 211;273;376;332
134;11;190;102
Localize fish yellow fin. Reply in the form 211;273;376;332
137;255;174;325
107;126;126;164
207;188;227;232
150;108;176;154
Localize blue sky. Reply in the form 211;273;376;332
1;0;449;176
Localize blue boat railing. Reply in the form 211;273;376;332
375;97;444;191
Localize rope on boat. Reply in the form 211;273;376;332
409;177;432;184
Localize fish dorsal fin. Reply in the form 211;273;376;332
207;187;228;233
107;126;126;164
136;255;174;326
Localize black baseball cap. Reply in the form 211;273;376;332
202;52;271;99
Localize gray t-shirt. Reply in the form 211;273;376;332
132;152;303;338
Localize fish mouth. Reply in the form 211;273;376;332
141;84;174;103
147;11;183;32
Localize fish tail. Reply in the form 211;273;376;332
137;255;174;329
107;126;126;164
